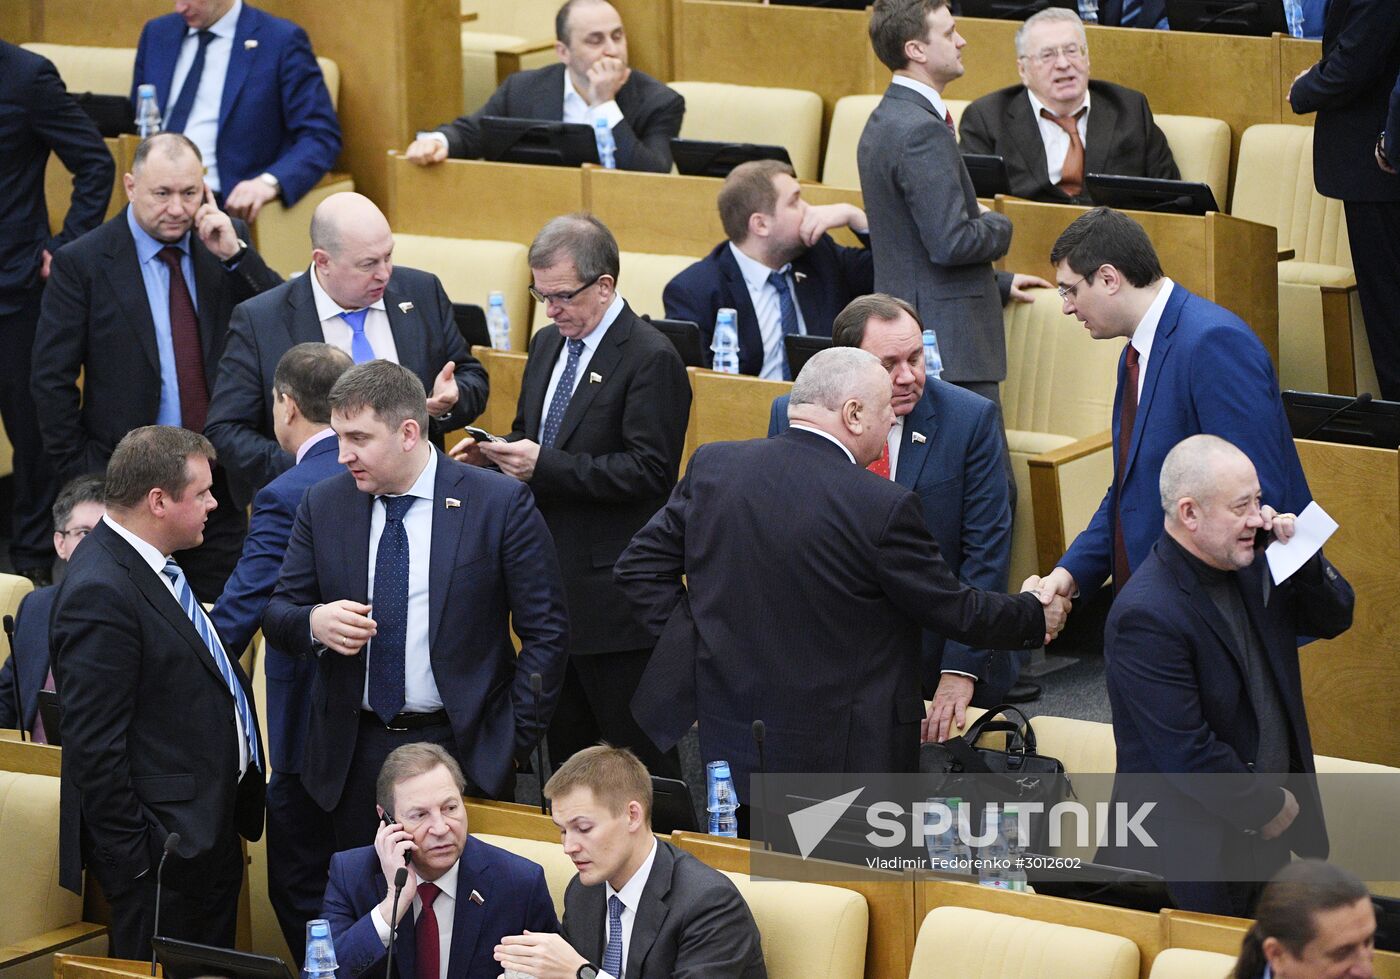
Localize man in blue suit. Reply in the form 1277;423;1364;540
210;342;352;961
264;361;569;850
131;0;341;221
324;743;557;979
664;159;873;379
1031;208;1309;605
768;294;1026;734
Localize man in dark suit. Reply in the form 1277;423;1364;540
263;361;569;850
131;0;341;221
1029;208;1311;607
663;159;874;379
1095;0;1167;28
53;426;266;959
859;0;1050;411
959;9;1178;206
404;0;683;173
1290;0;1400;401
205;191;489;508
452;215;690;780
0;473;105;741
496;746;765;979
210;342;351;961
324;743;558;979
616;348;1065;809
768;294;1027;730
32;132;282;602
0;41;114;586
1101;435;1353;916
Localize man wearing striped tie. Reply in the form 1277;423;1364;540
52;425;266;960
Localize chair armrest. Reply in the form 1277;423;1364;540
496;40;557;83
1027;430;1113;574
0;922;109;969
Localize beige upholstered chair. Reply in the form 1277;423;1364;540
1148;948;1237;979
530;250;696;336
391;234;534;353
822;95;969;190
459;0;557;113
908;906;1138;979
473;832;578;918
669;82;825;180
1313;753;1400;899
0;573;34;631
1153;114;1231;211
21;43;134;95
720;872;868;979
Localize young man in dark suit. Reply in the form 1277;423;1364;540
664;159;874;379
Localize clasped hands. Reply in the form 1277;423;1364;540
1020;571;1073;647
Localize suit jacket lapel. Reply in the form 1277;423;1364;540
1160;539;1249;678
392;891;417;979
542;63;567;118
626;843;674;977
383;280;427;377
218;5;257;132
1009;92;1056;192
1123;285;1182;481
287;273;327;345
427;452;466;650
894;390;937;490
551;308;631;449
1083;92;1118;177
717;246;765;368
104;222;163;377
524;330;564;438
443;839;490;979
191;238;226;369
343;488;373;606
150;19;183;109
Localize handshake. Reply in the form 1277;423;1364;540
1020;566;1076;646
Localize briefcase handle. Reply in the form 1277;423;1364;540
962;704;1040;756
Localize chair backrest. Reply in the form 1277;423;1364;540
315;57;340;112
472;832;578;917
1153;114;1230;212
22;43;136;96
0;574;35;635
720;871;868;979
1148;948;1236;979
1312;753;1400;898
822;95;969;190
461;0;558;39
669;81;825;180
1231;124;1352;269
683;367;792;471
0;770;84;945
390;234;534;353
530;251;699;335
909;906;1139;979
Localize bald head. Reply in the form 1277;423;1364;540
311;193;395;311
788;348;894;466
1159;434;1252;518
1160;434;1265;572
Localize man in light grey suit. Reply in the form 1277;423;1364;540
858;0;1050;410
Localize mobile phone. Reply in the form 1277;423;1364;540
465;426;505;444
381;812;411;865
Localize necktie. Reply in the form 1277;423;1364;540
1041;107;1088;199
766;269;800;380
1120;0;1142;26
868;440;891;479
602;894;625;978
165;29;215;134
1112;344;1141;590
415;882;441;979
339;308;376;363
162;559;261;769
156;246;210;433
943;108;956;134
540;338;585;448
369;495;415;724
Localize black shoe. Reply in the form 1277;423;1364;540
1002;681;1042;704
16;565;53;588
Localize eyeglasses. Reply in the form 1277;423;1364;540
529;274;604;307
1057;272;1093;300
1021;43;1087;66
57;526;94;541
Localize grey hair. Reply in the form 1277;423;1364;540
789;347;883;413
1015;7;1087;59
1159;434;1246;517
528;213;621;285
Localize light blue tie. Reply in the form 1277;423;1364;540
1120;0;1142;25
602;894;624;978
162;559;261;770
540;338;585;449
767;269;801;381
339;308;376;363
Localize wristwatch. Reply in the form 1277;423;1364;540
576;966;599;979
223;237;249;267
258;172;281;193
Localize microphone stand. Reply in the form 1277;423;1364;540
3;616;24;741
150;832;181;976
530;673;550;815
383;866;408;979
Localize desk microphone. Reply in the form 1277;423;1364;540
384;866;409;979
751;720;767;849
150;832;180;976
530;673;550;815
3;615;22;742
1301;391;1372;440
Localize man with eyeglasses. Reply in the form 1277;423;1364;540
452;214;690;782
0;472;104;740
960;8;1178;206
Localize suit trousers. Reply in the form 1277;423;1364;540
546;648;682;781
172;465;247;604
0;286;59;571
266;770;336;966
1343;201;1400;401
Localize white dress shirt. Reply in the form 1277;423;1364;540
363;450;443;713
728;243;809;380
885;416;905;480
1128;277;1174;400
102;513;250;775
891;74;952;123
1026;90;1092;187
165;0;242;193
309;264;401;364
789;424;856;464
561;69;624;130
541;293;624;412
373;859;459;979
599;838;658;979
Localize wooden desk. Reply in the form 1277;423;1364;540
388;155;584;244
683;368;792;471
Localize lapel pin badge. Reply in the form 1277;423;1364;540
911;431;927;444
793;270;807;283
469;889;484;905
243;39;258;49
589;371;602;383
445;497;461;509
398;301;414;313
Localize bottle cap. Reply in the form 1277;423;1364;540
138;83;156;98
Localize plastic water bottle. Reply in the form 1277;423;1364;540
711;309;740;374
593;117;617;169
1283;0;1304;36
924;796;972;874
135;84;162;138
304;919;338;979
706;760;739;837
486;291;511;350
921;329;943;380
977;804;1028;891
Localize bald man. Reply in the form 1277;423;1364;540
206;192;489;506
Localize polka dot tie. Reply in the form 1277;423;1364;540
369;495;415;724
540;338;585;448
602;893;624;977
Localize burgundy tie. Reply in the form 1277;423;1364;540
944;109;956;134
155;246;210;433
415;881;441;979
1112;344;1141;590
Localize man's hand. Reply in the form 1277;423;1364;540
923;673;975;743
311;600;377;655
373;818;417;925
425;361;459;417
448;436;487;467
404;137;449;166
1260;788;1299;840
479;439;540;482
223;177;279;223
1009;273;1053;303
494;932;588;979
799;202;868;246
1024;574;1072;644
40;249;52;280
585;56;630;106
1259;505;1297;545
195;185;243;261
1032;566;1078;600
1041;594;1071;645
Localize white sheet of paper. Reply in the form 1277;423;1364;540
1265;501;1338;585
